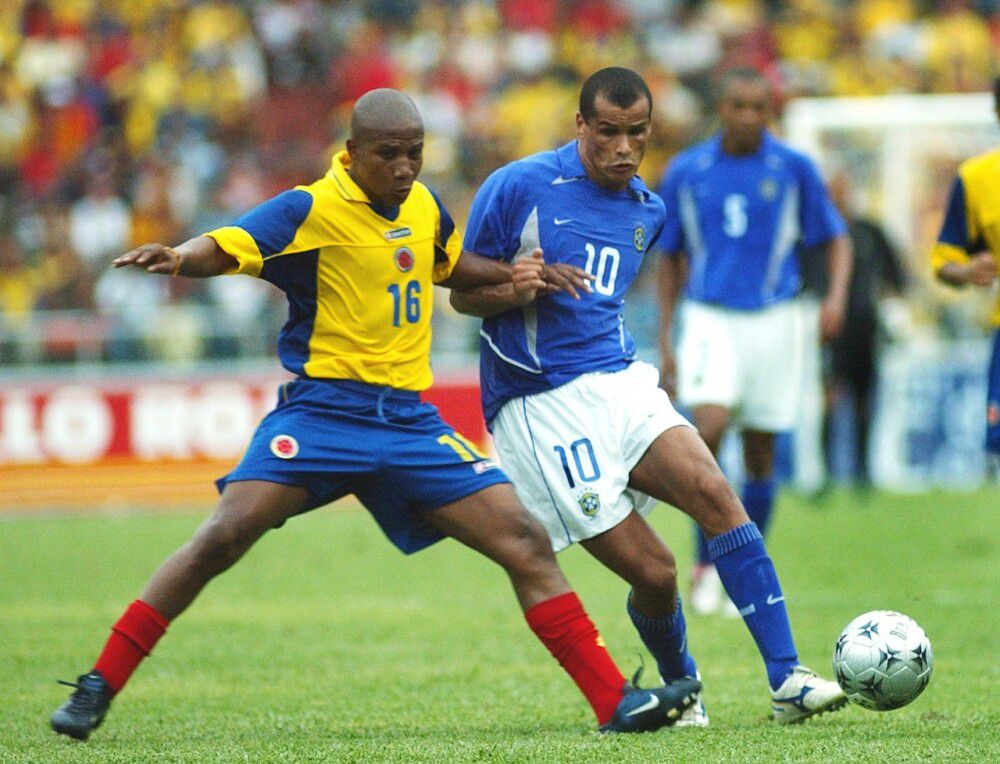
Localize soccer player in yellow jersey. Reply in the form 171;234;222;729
932;77;1000;457
50;89;699;741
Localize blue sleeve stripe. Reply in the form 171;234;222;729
938;177;970;250
233;189;314;257
427;187;456;252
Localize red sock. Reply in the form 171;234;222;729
93;600;169;694
524;592;625;725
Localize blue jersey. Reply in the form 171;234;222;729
464;140;665;424
656;131;846;309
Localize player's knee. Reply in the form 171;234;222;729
631;555;678;600
693;468;745;531
191;517;250;572
499;508;557;574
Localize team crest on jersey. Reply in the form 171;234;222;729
384;226;412;240
270;435;299;459
578;491;601;517
633;223;646;253
394;246;415;272
988;403;999;426
760;178;779;200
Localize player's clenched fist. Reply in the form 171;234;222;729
112;243;182;275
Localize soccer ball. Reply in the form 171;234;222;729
833;610;933;711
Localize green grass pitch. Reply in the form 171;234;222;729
1;489;997;762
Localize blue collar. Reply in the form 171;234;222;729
556;140;647;195
712;129;774;159
369;202;400;221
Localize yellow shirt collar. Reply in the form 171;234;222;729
327;150;370;203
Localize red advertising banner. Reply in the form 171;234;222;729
0;369;486;509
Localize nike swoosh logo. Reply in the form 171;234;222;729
625;693;660;717
766;594;785;605
551;176;580;185
554;217;573;225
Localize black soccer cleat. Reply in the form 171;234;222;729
50;670;113;741
599;673;702;734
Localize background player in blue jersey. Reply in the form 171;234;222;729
452;67;846;725
656;68;853;616
50;89;699;741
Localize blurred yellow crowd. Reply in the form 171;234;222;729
0;0;997;361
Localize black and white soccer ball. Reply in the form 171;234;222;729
833;610;933;711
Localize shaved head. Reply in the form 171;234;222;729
346;89;425;208
350;88;423;144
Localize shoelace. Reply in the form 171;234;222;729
56;678;102;715
627;654;647;690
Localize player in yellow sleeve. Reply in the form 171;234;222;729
931;76;1000;455
50;89;700;742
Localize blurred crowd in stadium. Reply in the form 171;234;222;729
0;0;997;364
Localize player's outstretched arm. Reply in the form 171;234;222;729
112;236;238;278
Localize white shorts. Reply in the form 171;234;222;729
677;299;806;432
491;361;692;552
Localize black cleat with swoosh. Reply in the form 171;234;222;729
599;672;702;734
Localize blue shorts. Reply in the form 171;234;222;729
987;329;1000;454
218;378;509;553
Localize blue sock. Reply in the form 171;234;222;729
693;524;712;566
627;594;698;682
742;477;776;536
708;522;798;690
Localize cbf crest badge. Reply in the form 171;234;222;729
394;246;415;272
578;491;601;517
633;222;646;253
760;178;779;200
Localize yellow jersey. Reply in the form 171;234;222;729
932;147;1000;325
205;150;462;389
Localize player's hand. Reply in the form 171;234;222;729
659;350;678;399
542;261;593;300
112;243;181;275
965;252;998;287
511;249;547;304
819;296;847;342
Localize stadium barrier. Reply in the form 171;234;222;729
2;336;993;510
0;363;486;511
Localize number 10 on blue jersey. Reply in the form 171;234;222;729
387;280;421;326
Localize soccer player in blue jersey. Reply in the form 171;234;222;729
656;67;852;616
49;89;700;741
451;68;845;725
932;77;1000;459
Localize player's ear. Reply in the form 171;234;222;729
346;138;358;160
575;112;585;133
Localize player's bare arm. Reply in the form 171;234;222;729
819;233;853;341
656;253;688;397
450;249;593;318
437;249;516;291
936;251;998;288
112;236;237;278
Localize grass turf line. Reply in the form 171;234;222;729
1;489;997;762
